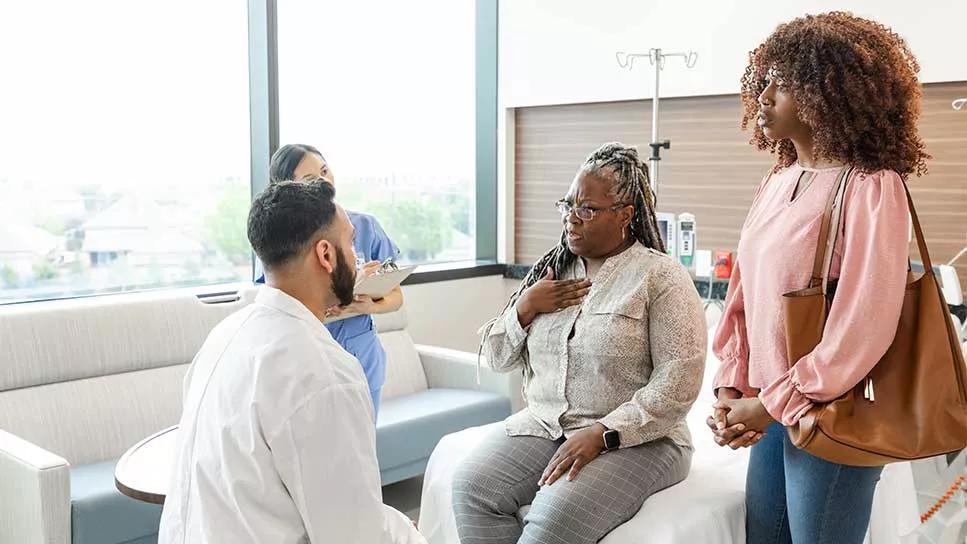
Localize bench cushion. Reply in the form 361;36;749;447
70;460;161;544
376;389;512;484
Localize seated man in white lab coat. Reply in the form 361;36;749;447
159;179;425;544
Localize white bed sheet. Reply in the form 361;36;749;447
417;327;919;543
419;417;749;544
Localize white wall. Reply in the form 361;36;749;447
401;275;521;352
499;0;967;108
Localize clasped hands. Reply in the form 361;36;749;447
706;388;775;450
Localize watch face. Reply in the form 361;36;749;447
604;430;620;450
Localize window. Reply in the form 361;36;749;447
0;1;251;303
277;0;477;264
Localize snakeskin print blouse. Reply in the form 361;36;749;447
485;243;707;449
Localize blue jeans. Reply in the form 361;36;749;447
746;423;882;544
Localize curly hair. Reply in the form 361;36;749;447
740;11;929;178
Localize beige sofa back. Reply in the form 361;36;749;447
0;290;254;465
0;287;430;465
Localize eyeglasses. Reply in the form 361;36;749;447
555;199;630;221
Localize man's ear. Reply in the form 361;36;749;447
314;238;336;274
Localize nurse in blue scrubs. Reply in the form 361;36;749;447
261;143;403;419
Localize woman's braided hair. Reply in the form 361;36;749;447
507;142;664;312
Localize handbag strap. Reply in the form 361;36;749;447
904;182;934;275
809;166;853;288
811;169;933;294
819;168;853;295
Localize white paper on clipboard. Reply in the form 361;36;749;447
354;265;417;298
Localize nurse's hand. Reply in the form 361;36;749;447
324;305;345;319
324;295;375;319
342;294;377;315
361;260;381;277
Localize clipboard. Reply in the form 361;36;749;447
354;265;417;298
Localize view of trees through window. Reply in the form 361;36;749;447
278;0;476;264
0;0;477;303
0;2;252;303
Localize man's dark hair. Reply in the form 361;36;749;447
247;178;338;269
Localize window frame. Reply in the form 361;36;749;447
0;0;498;305
248;0;497;284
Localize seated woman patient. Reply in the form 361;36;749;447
451;142;707;544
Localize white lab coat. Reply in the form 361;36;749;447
159;286;425;544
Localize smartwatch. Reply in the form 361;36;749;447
603;428;620;451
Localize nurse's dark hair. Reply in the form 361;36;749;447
248;178;337;269
269;144;325;184
502;142;665;316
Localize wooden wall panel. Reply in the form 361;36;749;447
514;82;967;283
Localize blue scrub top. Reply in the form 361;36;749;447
326;211;400;396
255;211;400;407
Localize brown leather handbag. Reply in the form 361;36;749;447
782;166;967;466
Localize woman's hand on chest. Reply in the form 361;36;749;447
517;267;592;327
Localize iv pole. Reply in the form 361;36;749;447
616;48;698;199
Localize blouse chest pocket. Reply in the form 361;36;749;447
577;295;648;359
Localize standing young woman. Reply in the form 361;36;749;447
706;12;929;544
266;144;403;419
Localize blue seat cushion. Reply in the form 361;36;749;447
376;388;511;476
70;460;161;544
68;389;510;543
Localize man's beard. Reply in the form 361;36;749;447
331;247;357;307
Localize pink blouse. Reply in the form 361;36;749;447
712;164;909;426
